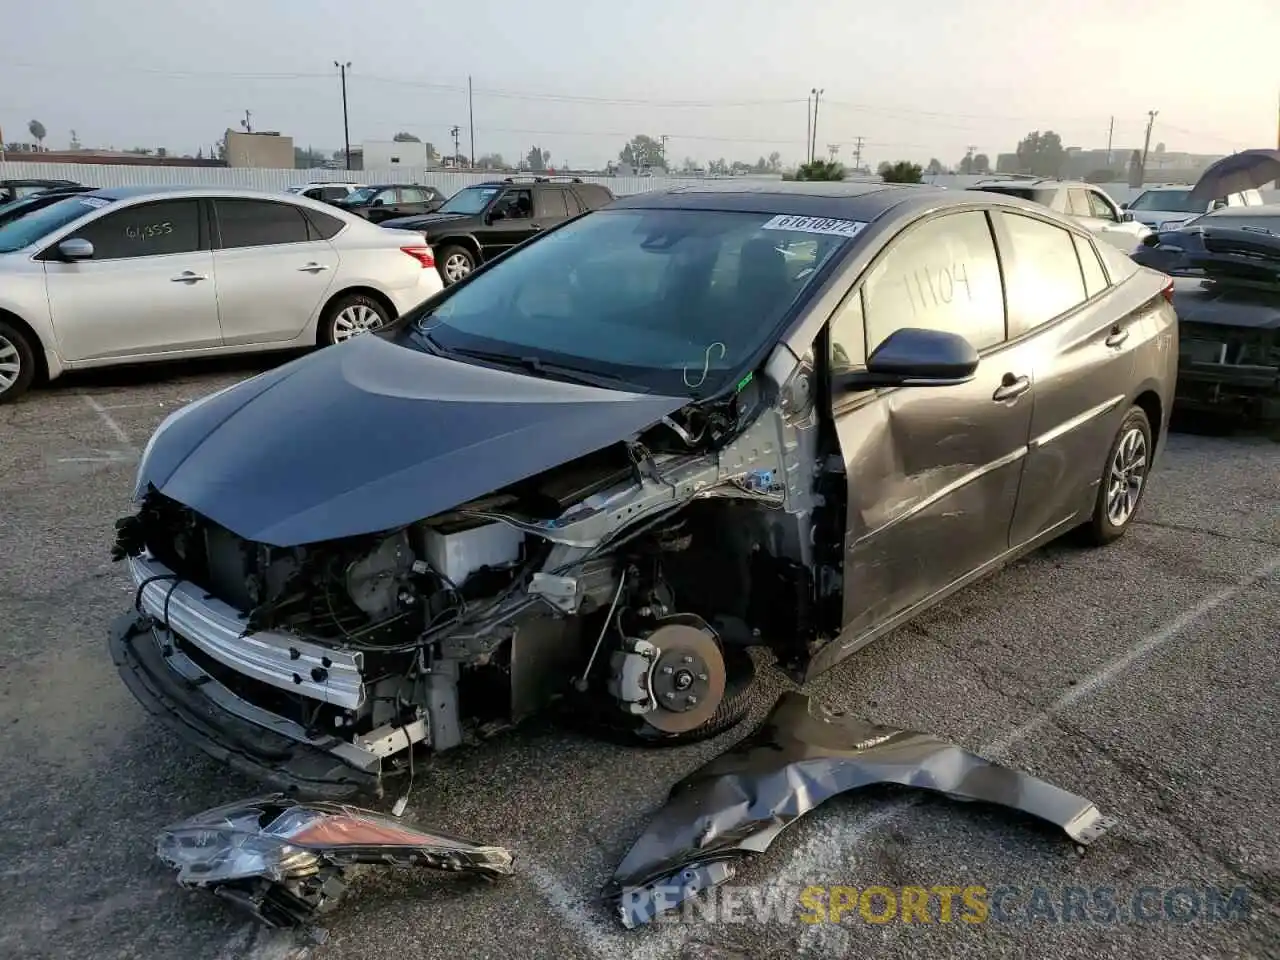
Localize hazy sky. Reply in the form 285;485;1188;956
2;0;1278;170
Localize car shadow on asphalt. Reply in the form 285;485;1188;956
37;350;308;395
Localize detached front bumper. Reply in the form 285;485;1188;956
109;611;381;799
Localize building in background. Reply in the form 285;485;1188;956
361;140;432;170
224;130;294;169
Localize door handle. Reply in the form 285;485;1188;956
170;271;207;283
530;223;543;231
1105;325;1129;348
298;262;330;273
992;373;1031;402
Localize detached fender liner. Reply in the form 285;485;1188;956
604;691;1117;928
109;611;377;800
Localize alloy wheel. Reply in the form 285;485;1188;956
1105;427;1147;526
0;333;21;394
443;252;473;283
332;304;385;343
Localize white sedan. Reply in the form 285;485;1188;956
0;186;444;402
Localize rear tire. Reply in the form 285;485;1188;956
319;293;391;346
1082;405;1153;545
437;245;476;286
0;318;37;405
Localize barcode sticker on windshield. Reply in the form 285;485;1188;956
77;197;110;208
760;215;867;239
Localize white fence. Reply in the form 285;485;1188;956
1;160;1276;205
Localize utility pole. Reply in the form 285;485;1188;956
450;125;461;167
241;110;253;133
827;143;840;162
1105;116;1114;167
467;75;475;169
659;134;669;169
805;94;812;164
851;136;864;172
334;61;352;171
1140;110;1158;183
964;144;976;173
810;88;824;165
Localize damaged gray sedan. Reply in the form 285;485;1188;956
109;181;1177;798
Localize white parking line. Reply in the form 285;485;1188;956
528;552;1280;956
80;393;134;448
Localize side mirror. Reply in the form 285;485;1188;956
371;197;385;207
1209;199;1227;211
1121;211;1136;222
833;327;978;391
57;238;94;261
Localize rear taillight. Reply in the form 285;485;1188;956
1161;278;1174;304
401;245;435;268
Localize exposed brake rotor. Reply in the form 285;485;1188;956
641;624;727;735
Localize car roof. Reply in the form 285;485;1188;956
1202;203;1280;218
610;179;956;219
80;185;335;202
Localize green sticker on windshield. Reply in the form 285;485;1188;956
736;372;754;392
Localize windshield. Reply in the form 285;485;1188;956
1128;190;1204;213
0;195;111;254
401;207;851;396
437;186;501;215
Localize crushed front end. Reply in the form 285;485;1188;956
108;363;843;797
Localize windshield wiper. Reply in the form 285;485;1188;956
426;341;646;392
450;348;644;390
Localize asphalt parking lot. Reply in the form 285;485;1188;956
2;359;1278;960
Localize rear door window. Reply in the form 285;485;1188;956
861;210;1006;353
1073;233;1109;298
535;188;570;219
70;199;203;260
215;198;312;249
1066;189;1093;217
1000;212;1089;337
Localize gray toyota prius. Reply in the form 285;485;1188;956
109;180;1178;797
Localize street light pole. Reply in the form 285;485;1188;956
335;60;352;171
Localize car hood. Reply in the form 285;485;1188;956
136;334;688;546
380;212;473;231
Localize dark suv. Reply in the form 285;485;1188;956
331;184;446;223
380;176;616;284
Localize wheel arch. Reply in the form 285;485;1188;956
433;235;482;260
316;286;398;346
0;307;50;383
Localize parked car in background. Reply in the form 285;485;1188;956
971;178;1151;250
0;186;443;403
1131;204;1280;420
331;184;447;223
107;180;1174;797
381;176;616;285
286;181;367;204
0;178;81;204
1121;185;1265;232
0;186;97;228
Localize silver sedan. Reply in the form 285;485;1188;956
0;186;444;402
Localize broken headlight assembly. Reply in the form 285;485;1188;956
156;795;514;927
